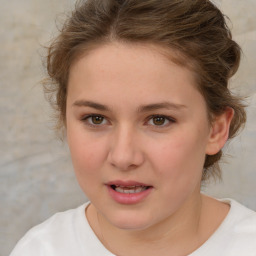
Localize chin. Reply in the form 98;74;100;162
113;220;150;231
106;210;154;231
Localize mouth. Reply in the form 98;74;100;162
110;184;151;194
106;181;153;204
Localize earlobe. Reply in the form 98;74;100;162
206;107;234;155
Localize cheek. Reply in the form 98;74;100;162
149;135;206;203
148;129;207;179
67;128;107;177
68;134;108;197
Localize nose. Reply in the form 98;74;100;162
107;125;144;171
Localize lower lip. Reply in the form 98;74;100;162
106;186;153;205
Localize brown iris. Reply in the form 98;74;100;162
152;116;166;125
91;116;104;124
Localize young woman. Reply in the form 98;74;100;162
10;0;256;255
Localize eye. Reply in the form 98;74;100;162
147;115;175;127
82;115;108;126
90;115;105;125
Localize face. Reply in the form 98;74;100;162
66;42;214;230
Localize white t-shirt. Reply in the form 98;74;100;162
10;199;256;256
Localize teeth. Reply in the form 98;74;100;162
114;185;148;194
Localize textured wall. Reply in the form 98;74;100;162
1;1;255;255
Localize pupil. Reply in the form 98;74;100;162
92;116;103;124
153;117;165;125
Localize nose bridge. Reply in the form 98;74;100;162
108;123;143;170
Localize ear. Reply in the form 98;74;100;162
206;107;234;155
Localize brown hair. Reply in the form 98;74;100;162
45;0;246;180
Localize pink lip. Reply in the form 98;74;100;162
106;180;151;187
105;180;153;205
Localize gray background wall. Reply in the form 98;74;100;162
1;0;255;255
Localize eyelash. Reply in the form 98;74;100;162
81;114;176;128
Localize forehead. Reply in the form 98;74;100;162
67;42;205;110
69;42;196;85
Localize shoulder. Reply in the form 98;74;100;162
217;199;256;254
10;203;89;256
193;198;256;256
222;198;256;230
223;199;256;237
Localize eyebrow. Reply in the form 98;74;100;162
137;102;187;112
73;100;187;113
72;100;109;111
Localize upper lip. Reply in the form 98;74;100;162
106;180;152;187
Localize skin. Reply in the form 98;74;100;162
66;42;233;256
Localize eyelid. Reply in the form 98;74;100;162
81;113;105;119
